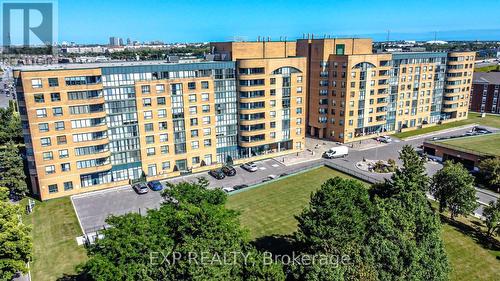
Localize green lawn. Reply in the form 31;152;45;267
227;167;500;281
475;65;500;72
393;112;500;139
226;166;362;238
434;133;500;157
23;197;87;281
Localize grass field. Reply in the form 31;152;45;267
227;166;500;281
23;197;87;281
475;65;500;72
435;133;500;156
393;112;500;139
226;166;363;238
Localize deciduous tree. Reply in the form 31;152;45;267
483;200;500;237
431;161;478;220
0;144;28;198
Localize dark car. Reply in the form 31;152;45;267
209;168;226;180
233;184;248;190
147;180;163;191
221;165;236;176
132;183;149;194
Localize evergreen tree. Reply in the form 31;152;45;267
431;161;478;220
0;144;28;198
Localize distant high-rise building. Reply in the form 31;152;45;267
109;37;120;46
119;38;124;46
126;38;131;46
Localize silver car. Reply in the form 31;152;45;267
132;183;149;194
241;162;258;172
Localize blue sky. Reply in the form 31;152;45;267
57;0;500;43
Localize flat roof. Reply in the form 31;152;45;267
473;72;500;85
13;59;233;72
428;133;500;157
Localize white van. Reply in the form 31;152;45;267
323;146;349;159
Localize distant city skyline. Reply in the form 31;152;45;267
56;0;500;44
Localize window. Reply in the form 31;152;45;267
55;121;65;131
64;181;73;191
145;123;154;132
45;165;55;175
146;135;155;144
203;128;211;136
270;78;276;85
34;94;45;103
270;111;276;118
297;87;303;93
192;156;200;164
61;163;71;172
31;79;42;88
270;89;276;96
57;135;67;145
270;132;276;138
159;121;168;130
41;137;51;146
270;100;276;107
162;161;170;170
188;82;196;90
143;98;152;107
297;76;303;83
191;129;199;137
202;116;210;124
53;107;63;116
48;184;58;193
201;81;209;89
189;94;197;103
59;149;69;158
144;111;153;119
204;139;212;147
159;134;168;142
161;145;169;155
147;147;156;156
141;85;151;94
296;108;303;114
50;92;61;102
204;154;212;165
42;151;53;160
38;123;49;132
191;141;199;149
296;97;303;104
48;78;59;87
148;164;157;176
201;93;209;101
158;109;167;118
190;118;198;126
157;97;166;105
156;84;165;93
202;105;210;113
189;106;197;115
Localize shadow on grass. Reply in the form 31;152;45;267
440;215;500;254
252;234;296;256
56;274;85;281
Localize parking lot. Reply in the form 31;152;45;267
72;159;296;233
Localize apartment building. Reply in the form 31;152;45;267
470;72;500;113
296;38;475;142
14;53;307;200
210;41;307;156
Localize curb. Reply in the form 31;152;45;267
401;124;477;141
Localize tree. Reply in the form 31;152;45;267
372;145;428;197
80;181;285;280
430;161;478;220
483;200;500;237
0;187;9;202
0;107;22;144
0;202;32;281
292;177;376;281
478;157;500;191
0;144;28;198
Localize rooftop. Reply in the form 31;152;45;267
429;133;500;157
473;72;500;85
13;59;231;72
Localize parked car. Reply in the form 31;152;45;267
209;168;226;180
147;180;163;191
267;174;278;180
132;182;149;194
241;162;258;172
376;135;392;143
221;165;237;176
233;184;248;190
222;187;234;193
323;146;349;159
279;173;289;177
